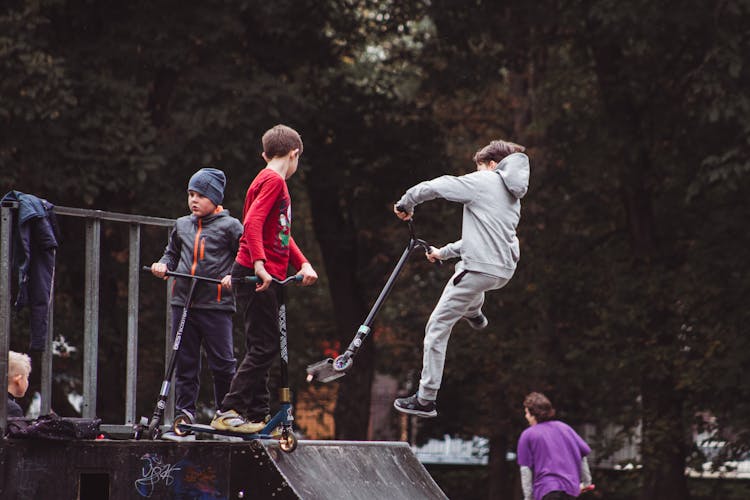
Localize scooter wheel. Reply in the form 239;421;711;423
173;414;192;437
332;355;352;372
279;430;298;453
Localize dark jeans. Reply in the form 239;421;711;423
220;281;283;420
542;492;575;500
172;307;236;415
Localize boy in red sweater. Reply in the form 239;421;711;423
212;124;318;433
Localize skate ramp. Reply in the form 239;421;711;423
0;438;448;499
263;439;449;500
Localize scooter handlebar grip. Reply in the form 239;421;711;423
236;275;302;285
233;276;256;283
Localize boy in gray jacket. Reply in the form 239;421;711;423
151;168;243;424
393;140;530;417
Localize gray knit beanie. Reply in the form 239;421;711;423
188;168;226;206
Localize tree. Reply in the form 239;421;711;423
411;1;750;498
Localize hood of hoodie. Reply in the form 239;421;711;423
495;152;529;199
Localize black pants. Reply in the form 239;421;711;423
220;280;283;420
172;308;236;415
542;492;575;500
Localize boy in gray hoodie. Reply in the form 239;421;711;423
393;140;530;417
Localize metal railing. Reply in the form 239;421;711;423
0;201;176;436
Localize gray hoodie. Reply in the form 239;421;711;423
397;152;530;279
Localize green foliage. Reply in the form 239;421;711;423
394;1;750;498
2;1;749;495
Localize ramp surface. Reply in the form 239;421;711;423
0;438;448;499
263;439;448;500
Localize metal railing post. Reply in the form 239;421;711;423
125;223;140;424
5;205;177;435
0;202;16;433
82;218;101;419
41;275;54;415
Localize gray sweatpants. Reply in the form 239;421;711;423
418;261;509;401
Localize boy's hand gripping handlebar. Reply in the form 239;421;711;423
141;266;303;285
306;217;438;383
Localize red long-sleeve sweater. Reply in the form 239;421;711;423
235;169;307;279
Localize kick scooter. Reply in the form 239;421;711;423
306;216;436;383
175;274;303;453
133;267;265;440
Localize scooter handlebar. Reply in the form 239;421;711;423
141;266;302;285
401;220;442;267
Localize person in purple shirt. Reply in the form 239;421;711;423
517;392;593;500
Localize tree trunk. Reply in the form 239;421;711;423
589;37;689;500
487;433;518;500
304;176;374;439
640;372;689;500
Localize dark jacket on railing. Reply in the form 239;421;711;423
1;191;59;351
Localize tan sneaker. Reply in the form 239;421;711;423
211;410;266;434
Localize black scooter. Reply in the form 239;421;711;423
306;218;437;383
133;267;259;440
175;273;303;452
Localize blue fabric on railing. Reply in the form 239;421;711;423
1;191;59;351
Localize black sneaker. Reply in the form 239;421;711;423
463;312;488;330
393;393;437;418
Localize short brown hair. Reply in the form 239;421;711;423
262;124;303;159
473;140;525;164
524;392;556;422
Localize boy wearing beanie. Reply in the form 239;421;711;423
151;167;243;425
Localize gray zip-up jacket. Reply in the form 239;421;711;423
159;208;243;311
396;153;530;279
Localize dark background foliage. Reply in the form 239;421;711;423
2;1;749;499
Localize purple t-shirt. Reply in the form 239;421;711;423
517;420;591;500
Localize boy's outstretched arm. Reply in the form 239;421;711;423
393;204;412;220
289;237;317;286
580;456;593;489
253;260;274;292
220;275;233;289
520;466;533;500
424;240;463;263
296;262;318;286
151;262;169;279
425;246;441;262
396;174;479;217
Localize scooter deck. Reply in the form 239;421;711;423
177;423;269;441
